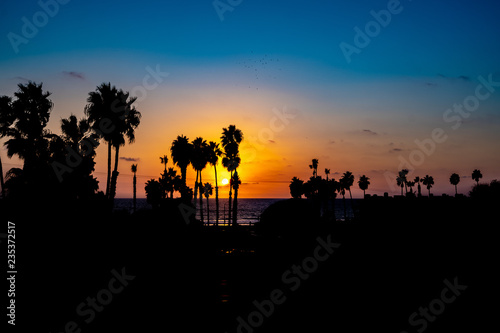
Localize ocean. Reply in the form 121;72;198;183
114;198;356;224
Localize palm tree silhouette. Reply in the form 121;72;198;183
145;179;161;210
131;164;137;212
191;137;209;223
414;176;422;197
358;175;370;197
309;159;319;178
325;168;330;181
289;177;304;199
221;125;243;226
207;141;222;226
422;175;434;196
0;96;14;199
341;171;355;201
449;173;460;196
472;169;482;186
171;135;192;186
406;181;415;194
231;171;241;225
338;178;347;220
161;167;181;199
160;155;168;173
396;169;409;195
203;182;213;225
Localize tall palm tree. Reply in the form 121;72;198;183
203;182;213;225
85;83;119;197
358;175;370;197
131;164;138;212
160;155;168;173
422;175;434;196
207;141;222;226
309;159;319;178
450;173;460;196
0;96;14;199
221;125;243;226
325;168;330;181
170;135;192;186
191;137;209;223
231;171;241;225
341;171;355;201
472;169;482;186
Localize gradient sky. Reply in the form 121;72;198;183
1;0;500;198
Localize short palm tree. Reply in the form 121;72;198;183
171;135;192;186
145;178;161;210
131;164;137;212
160;155;168;173
414;176;422;197
341;171;355;201
207;141;222;226
358;175;370;197
472;169;482;186
309;159;319;178
289;177;304;199
450;173;460;196
422;175;434;196
325;168;330;181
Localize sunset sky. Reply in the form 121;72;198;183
1;0;500;198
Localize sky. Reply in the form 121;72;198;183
1;0;500;198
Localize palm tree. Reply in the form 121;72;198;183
160;155;168;173
309;159;319;178
289;177;304;199
191;137;209;223
341;171;355;200
338;178;347;220
472;169;482;186
406;181;415;194
358;175;370;197
325;168;330;181
396;169;409;195
221;125;243;226
414;176;422;197
207;141;223;226
131;164;138;212
422;175;434;196
170;135;192;186
145;178;161;210
450;173;460;196
203;182;213;225
162;167;181;199
85;83;119;198
0;95;14;199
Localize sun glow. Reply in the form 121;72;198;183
221;178;229;185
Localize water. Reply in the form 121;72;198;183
114;198;357;223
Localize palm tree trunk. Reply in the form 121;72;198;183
133;174;136;213
106;142;112;198
206;196;210;226
0;155;5;199
342;195;346;221
199;173;204;223
214;165;219;227
110;145;120;201
233;185;238;227
228;170;233;226
193;171;198;214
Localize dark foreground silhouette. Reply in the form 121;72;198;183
1;192;498;332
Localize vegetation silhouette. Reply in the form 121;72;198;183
221;125;243;226
131;164;138;213
450;173;460;196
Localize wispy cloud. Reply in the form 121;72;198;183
12;76;30;82
362;129;378;135
62;71;85;80
120;157;139;162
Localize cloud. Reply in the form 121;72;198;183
268;140;275;143
62;71;85;80
120;157;139;162
389;148;403;153
328;140;335;144
436;73;470;82
362;129;378;135
12;76;30;82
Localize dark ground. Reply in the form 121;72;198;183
2;196;498;332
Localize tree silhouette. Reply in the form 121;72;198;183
171;135;192;187
289;177;304;199
160;155;168;173
341;171;355;201
472;169;482;186
309;159;319;178
414;176;422;197
325;168;330;181
338;178;347;220
203;182;213;225
231;171;241;225
422;175;434;196
191;137;209;223
0;95;14;199
358;175;370;197
450;173;460;196
131;164;137;212
207;141;223;226
221;125;243;226
145;179;161;210
396;169;409;195
406;180;415;194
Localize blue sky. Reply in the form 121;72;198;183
1;0;500;197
